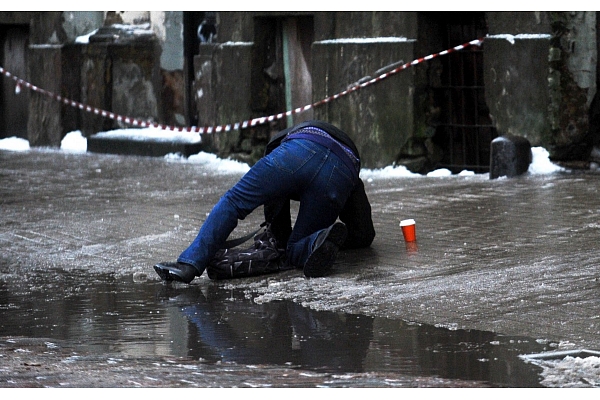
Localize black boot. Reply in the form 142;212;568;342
154;262;199;284
304;222;347;278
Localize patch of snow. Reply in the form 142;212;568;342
28;44;62;49
3;128;568;179
166;152;250;174
75;29;98;44
528;147;565;175
220;42;253;47
0;137;30;152
91;128;202;144
529;355;600;388
61;130;87;153
360;164;419;180
316;37;415;45
487;33;552;45
427;168;452;177
111;23;152;34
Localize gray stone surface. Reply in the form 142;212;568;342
1;148;599;387
2;148;598;349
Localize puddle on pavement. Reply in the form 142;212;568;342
0;270;557;387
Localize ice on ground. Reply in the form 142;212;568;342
0;136;30;152
360;164;420;180
532;355;600;388
165;151;250;174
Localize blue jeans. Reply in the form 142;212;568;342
178;138;358;275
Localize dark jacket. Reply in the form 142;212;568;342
264;120;375;249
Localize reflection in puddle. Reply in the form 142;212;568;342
0;271;555;387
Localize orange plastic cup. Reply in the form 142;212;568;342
400;219;416;242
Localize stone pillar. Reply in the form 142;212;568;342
490;135;532;179
311;39;416;169
27;45;64;147
193;42;253;159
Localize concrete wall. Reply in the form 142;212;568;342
485;11;597;161
202;11;598;167
311;12;419;169
314;11;417;41
484;35;553;145
26;45;63;146
312;39;416;169
3;11;599;166
14;12;165;146
194;42;254;160
62;11;104;41
195;11;420;168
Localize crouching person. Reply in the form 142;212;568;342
154;120;376;283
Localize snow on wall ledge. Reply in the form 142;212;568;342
315;37;416;45
485;33;552;45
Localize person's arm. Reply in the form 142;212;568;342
338;178;375;249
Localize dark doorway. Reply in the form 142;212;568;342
183;12;215;127
0;25;29;139
251;15;314;132
428;12;497;173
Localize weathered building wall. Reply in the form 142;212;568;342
201;11;598;169
3;11;599;168
27;45;63;146
1;12;65;142
314;11;417;41
312;39;416;169
194;42;254;161
216;12;254;42
485;11;597;161
63;35;162;139
484;35;552;146
311;12;419;169
548;11;597;160
194;11;420;168
1;12;165;146
61;11;104;41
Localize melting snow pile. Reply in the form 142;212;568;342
0;129;570;178
532;355;600;388
528;147;565;175
61;130;87;153
0;136;30;152
91;127;201;143
358;146;565;180
165;151;250;174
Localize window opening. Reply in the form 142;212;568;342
432;13;497;173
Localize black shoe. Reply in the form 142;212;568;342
304;222;347;278
154;262;199;284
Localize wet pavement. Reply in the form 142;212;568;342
1;148;599;388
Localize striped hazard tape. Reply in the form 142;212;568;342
0;37;484;135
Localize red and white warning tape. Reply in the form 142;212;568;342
0;37;484;135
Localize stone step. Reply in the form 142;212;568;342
87;135;209;158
